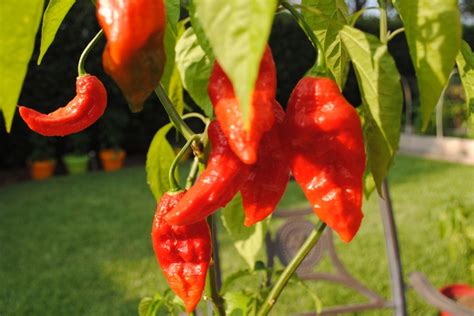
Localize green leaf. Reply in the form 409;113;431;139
224;292;253;316
188;0;213;58
146;124;176;201
363;161;376;199
167;64;185;116
175;27;213;116
456;41;474;117
340;25;403;194
0;0;45;132
220;269;252;294
399;0;461;130
302;0;350;88
289;276;322;314
38;0;76;64
221;194;266;269
138;297;153;316
160;0;181;89
138;294;169;316
193;0;278;127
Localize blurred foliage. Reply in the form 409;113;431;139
438;199;474;282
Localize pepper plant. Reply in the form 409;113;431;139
1;0;472;315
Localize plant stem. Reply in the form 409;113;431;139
281;1;327;75
387;27;405;42
185;157;200;189
154;85;195;141
182;112;209;125
350;6;379;27
205;214;226;316
168;135;200;191
378;0;388;44
257;221;327;316
77;29;103;76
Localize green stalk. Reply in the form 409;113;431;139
77;29;103;76
378;0;388;44
182;112;209;125
281;1;327;75
350;7;380;26
257;221;327;316
387;27;405;42
154;85;195;141
205;214;226;316
185;157;200;189
168;134;200;191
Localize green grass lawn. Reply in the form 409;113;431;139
0;155;472;315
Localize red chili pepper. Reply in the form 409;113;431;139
165;120;251;226
152;191;211;313
18;75;107;137
240;100;290;226
97;0;166;112
283;77;366;242
208;46;277;165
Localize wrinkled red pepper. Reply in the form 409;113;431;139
18;75;107;136
240;100;290;226
208;46;277;165
152;191;211;313
165;120;251;226
283;77;366;242
97;0;166;112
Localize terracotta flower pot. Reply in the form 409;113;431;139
63;154;89;175
99;149;126;172
440;283;474;316
30;159;56;180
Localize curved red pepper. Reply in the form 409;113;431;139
240;100;290;226
165;121;251;226
208;46;276;165
97;0;166;112
152;191;211;313
283;77;366;242
18;75;107;137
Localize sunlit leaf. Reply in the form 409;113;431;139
160;0;181;89
38;0;76;64
146;123;176;201
175;27;213;116
0;0;45;132
456;41;474;117
302;0;350;88
399;0;461;130
221;194;266;269
340;26;403;194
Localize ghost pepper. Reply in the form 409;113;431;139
18;75;107;137
97;0;166;112
240;100;290;226
152;191;211;313
208;46;277;165
283;77;366;242
165;120;251;226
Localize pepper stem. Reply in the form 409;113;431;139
205;214;226;316
257;221;327;316
281;1;327;76
168;134;201;192
154;85;195;142
77;29;104;76
185;157;200;189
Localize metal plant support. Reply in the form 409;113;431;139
263;179;407;315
